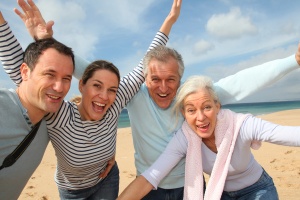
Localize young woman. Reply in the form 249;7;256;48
0;0;182;199
118;75;300;200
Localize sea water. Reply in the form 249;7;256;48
117;100;300;128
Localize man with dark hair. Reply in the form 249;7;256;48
0;12;74;199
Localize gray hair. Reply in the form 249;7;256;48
143;45;184;78
173;75;220;118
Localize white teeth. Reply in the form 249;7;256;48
197;124;208;128
158;94;167;97
48;95;59;99
93;102;105;107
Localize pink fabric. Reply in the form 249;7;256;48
183;109;259;200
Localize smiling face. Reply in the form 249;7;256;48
78;69;119;121
182;88;220;140
21;48;73;115
145;57;181;109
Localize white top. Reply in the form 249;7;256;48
142;114;300;191
127;52;299;189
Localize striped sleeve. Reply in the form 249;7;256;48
0;22;24;86
115;31;169;110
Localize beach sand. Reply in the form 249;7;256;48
19;109;300;199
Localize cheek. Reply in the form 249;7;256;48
109;93;117;103
184;114;195;124
64;82;71;91
170;82;180;91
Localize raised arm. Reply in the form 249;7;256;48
296;42;300;65
115;0;182;108
0;12;24;86
214;43;300;105
0;12;5;24
160;0;181;36
0;0;89;84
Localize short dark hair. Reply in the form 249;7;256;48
23;38;75;71
81;60;120;85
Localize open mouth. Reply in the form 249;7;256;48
47;94;61;101
93;101;105;112
158;93;168;98
196;123;210;131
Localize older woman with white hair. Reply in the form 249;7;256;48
118;75;300;200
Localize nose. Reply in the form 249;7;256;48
53;80;64;93
98;91;109;100
159;80;168;93
196;110;206;121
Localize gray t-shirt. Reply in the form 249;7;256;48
0;89;49;200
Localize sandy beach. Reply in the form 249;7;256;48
19;109;300;199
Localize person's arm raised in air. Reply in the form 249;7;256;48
0;11;24;85
214;43;300;105
0;0;88;84
0;12;5;24
115;0;182;107
14;0;53;40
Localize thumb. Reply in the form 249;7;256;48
46;20;54;32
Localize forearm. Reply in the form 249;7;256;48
0;22;23;86
241;116;300;146
0;12;5;24
117;176;153;200
159;0;181;36
159;16;177;36
215;54;300;105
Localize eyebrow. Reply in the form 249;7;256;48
44;69;72;79
93;80;119;89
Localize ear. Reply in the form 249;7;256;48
20;63;30;81
144;75;149;87
216;102;221;113
79;79;84;93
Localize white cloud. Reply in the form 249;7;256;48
91;0;155;32
206;7;258;40
34;0;156;60
193;40;215;55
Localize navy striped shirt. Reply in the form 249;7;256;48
0;22;168;189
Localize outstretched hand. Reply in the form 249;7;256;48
160;0;182;36
296;42;300;66
99;155;116;179
14;0;54;40
166;0;182;25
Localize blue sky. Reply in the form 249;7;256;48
1;0;300;103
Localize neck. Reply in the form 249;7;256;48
77;102;87;121
202;136;217;153
16;87;45;125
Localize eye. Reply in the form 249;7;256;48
94;84;101;88
204;105;212;110
63;77;72;82
108;89;117;93
187;108;195;114
152;78;159;82
45;73;54;77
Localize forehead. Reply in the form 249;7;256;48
148;58;179;77
89;69;119;87
184;89;213;104
35;48;74;73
